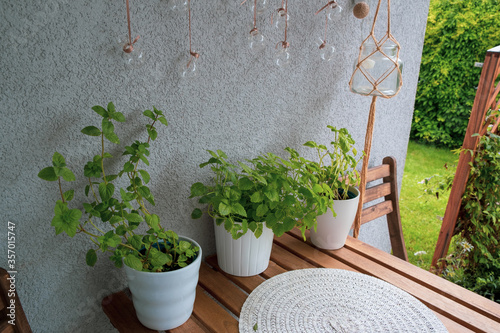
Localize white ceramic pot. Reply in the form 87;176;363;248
123;236;202;331
214;219;274;277
310;187;360;250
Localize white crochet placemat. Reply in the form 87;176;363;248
239;268;448;333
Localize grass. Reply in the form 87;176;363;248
400;141;457;270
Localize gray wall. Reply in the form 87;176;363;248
0;0;429;332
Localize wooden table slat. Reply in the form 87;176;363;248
205;255;265;294
272;233;359;272
197;262;247;316
168;316;209;333
101;291;156;333
192;286;239;333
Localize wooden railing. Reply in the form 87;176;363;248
432;45;500;268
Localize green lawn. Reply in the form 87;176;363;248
400;141;457;270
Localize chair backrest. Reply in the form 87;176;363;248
0;268;32;333
360;156;408;261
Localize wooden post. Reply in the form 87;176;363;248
431;46;500;268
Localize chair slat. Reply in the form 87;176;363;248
366;163;390;182
363;182;391;203
360;200;393;225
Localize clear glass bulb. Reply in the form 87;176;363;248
251;0;268;15
275;45;291;67
169;0;188;11
179;54;197;78
248;29;266;52
326;2;342;20
275;8;289;30
118;35;144;68
317;38;335;61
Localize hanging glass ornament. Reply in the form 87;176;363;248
274;0;290;67
248;28;266;51
244;0;266;53
251;0;268;15
316;38;335;61
119;36;144;67
119;0;143;68
315;1;340;61
326;1;342;20
169;0;188;11
179;0;200;78
275;42;291;67
274;7;289;30
179;52;198;78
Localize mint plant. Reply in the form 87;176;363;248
189;149;321;239
38;103;199;272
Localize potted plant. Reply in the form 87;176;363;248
38;103;201;331
290;125;363;250
189;149;319;276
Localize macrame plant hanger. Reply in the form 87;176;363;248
348;0;402;238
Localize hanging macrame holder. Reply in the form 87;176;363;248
348;0;402;238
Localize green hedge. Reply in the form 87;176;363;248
411;0;500;148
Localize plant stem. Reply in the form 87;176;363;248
88;178;100;202
58;177;65;202
101;131;107;183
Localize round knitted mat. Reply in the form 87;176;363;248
239;268;448;333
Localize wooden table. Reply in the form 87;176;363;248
102;230;500;333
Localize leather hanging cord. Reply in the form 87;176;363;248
187;0;199;63
123;0;139;53
353;96;377;238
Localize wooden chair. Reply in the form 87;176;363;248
0;268;32;333
360;156;408;261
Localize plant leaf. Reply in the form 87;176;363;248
138;169;150;184
98;182;115;201
191;208;203;219
232;203;247;217
256;203;268;217
63;189;74;201
124;254;143;271
86;249;97;267
92;105;108;117
219;202;231;216
81;126;102;136
190;182;206;197
158;116;168;126
60;167;76;181
126;213;144;223
143;109;155;120
38;167;58;181
102;118;120;144
52;152;66;168
111;112;126;122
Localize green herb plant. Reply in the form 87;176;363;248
189;149;321;240
290;126;362;206
38;103;199;272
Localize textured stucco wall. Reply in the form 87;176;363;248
0;0;429;331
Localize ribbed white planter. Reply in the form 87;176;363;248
310;187;360;250
123;236;202;331
214;219;274;277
